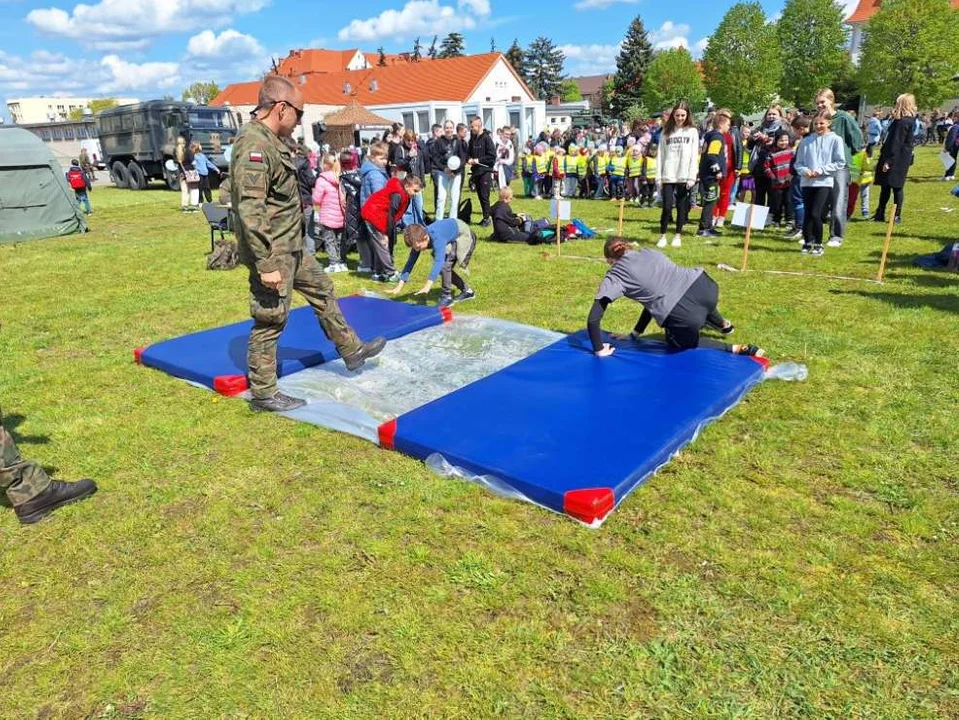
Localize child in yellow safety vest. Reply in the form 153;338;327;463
737;137;754;203
520;147;534;197
577;146;590;198
531;144;548;199
640;143;658;208
607;146;627;201
591;144;610;199
551;147;566;198
848;147;874;220
626;144;644;203
563;146;579;198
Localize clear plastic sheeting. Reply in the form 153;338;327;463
276;315;563;443
765;362;809;382
425;453;532;502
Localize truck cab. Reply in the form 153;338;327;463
97;100;237;190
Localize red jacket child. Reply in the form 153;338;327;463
360;176;420;235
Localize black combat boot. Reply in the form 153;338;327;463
343;336;387;372
249;392;307;413
15;479;97;525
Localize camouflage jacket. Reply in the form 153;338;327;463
230;121;303;273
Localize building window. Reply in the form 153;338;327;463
41;129;52;141
402;112;414;130
550;117;557;124
417;111;429;134
435;108;447;125
52;128;63;141
64;126;75;140
77;126;88;139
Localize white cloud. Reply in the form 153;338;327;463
337;0;491;42
27;0;270;48
0;49;100;94
187;29;264;58
559;42;621;76
648;21;708;59
99;54;180;92
574;0;638;10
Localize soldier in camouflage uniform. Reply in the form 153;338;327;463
1;409;97;524
231;75;386;413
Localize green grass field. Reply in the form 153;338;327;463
1;149;957;719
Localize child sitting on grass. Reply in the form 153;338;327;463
388;218;477;308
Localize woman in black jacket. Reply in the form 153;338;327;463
873;93;917;224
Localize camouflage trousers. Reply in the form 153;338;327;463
247;252;362;399
0;412;51;507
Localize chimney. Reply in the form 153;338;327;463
549;96;561;106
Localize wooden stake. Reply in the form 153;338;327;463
617;196;626;236
740;204;754;272
876;204;897;282
556;212;562;257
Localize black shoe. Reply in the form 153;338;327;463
871;215;886;223
15;479;97;525
708;320;735;335
438;294;454;308
696;228;721;238
250;391;306;413
479;217;491;227
343;336;387;371
454;288;476;303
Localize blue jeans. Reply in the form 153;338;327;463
791;181;804;229
75;191;91;214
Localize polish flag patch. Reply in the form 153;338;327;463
249;152;263;162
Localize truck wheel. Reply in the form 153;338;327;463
127;162;147;190
111;161;130;189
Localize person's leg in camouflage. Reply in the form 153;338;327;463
247;255;296;405
292;253;386;371
0;416;51;507
1;411;96;524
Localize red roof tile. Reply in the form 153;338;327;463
276;49;363;76
212;53;533;108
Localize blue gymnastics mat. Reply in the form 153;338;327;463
136;295;447;394
382;331;766;526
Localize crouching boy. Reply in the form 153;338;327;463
388;218;477;308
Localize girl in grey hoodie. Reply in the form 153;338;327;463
794;112;846;256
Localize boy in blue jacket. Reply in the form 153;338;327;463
388;218;477;308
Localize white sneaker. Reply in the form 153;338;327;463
671;235;682;248
826;237;843;248
656;235;668;248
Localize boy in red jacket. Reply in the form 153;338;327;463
360;175;422;282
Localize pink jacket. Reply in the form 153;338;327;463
312;171;344;229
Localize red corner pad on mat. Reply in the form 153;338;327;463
563;488;615;524
440;306;453;323
213;375;249;396
133;347;145;365
377;418;397;449
749;355;771;370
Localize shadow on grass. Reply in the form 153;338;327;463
1;413;50;446
829;288;959;313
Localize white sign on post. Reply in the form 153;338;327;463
731;202;769;230
551;199;571;220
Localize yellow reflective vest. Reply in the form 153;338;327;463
609;155;627;178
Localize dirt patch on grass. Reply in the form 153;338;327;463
337;648;396;694
573;595;660;643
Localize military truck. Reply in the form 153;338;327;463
96;100;237;190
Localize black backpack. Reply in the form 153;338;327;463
457;198;472;224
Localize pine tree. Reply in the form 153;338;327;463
490;37;496;53
438;32;466;59
524;36;566;100
427;35;438;59
412;37;422;62
702;2;782;113
858;0;956;107
610;15;654;118
777;0;847;107
504;39;526;81
377;46;387;67
642;48;706;113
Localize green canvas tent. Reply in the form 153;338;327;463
0;127;87;243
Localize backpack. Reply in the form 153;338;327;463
571;218;596;238
458;198;472;224
206;239;239;271
67;167;87;190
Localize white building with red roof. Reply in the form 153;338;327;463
212;50;546;146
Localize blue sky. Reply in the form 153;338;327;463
0;0;861;121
